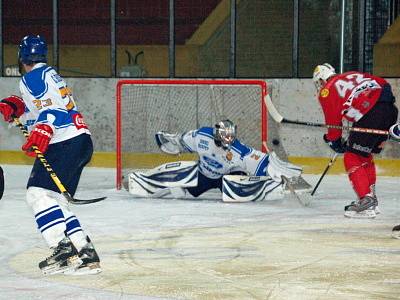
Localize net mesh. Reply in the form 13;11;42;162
118;81;265;175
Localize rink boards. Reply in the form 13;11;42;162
1;150;399;176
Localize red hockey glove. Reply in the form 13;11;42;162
0;95;25;122
22;124;54;156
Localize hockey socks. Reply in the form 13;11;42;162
344;152;375;199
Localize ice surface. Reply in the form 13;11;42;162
0;164;399;300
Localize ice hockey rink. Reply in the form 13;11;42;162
0;164;399;300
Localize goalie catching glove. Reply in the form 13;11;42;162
155;131;185;154
22;123;54;156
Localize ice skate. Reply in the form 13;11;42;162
39;237;82;275
344;195;377;219
392;224;400;239
64;237;101;275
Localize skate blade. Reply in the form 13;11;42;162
64;262;102;276
344;209;376;219
42;256;83;276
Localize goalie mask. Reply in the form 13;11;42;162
214;119;237;149
313;63;336;92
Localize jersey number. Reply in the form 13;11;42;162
33;99;52;110
334;74;368;98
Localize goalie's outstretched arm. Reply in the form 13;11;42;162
155;130;197;154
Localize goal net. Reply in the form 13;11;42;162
116;79;268;189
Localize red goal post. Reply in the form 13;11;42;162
116;79;269;189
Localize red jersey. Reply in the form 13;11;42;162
318;71;387;141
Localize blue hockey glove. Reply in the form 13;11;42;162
323;135;346;153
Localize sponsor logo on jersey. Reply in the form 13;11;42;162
198;139;209;150
203;156;223;169
351;143;372;153
320;88;329;98
72;113;88;130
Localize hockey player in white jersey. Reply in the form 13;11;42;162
127;120;303;202
0;35;100;275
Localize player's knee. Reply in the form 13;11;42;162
26;187;59;209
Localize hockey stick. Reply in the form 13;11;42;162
264;94;392;137
310;153;338;196
12;117;106;205
0;166;4;200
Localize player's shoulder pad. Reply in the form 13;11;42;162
231;140;251;157
196;127;214;139
21;65;53;99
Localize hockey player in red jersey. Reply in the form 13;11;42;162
313;63;398;218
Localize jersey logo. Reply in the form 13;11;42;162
203;156;223;169
72;113;88;130
320;88;329;98
226;151;233;161
251;153;260;160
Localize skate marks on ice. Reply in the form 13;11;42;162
10;222;400;299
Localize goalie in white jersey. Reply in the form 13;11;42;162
0;35;100;275
127;120;303;202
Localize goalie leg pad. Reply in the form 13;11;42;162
128;161;198;197
222;175;281;203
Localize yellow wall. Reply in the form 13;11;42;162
1;151;399;176
374;17;400;76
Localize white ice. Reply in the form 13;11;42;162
0;164;399;300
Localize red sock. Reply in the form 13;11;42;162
363;155;376;188
343;152;372;199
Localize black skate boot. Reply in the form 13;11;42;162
39;237;82;275
392;224;400;239
65;236;101;275
344;195;377;219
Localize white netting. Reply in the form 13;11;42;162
119;82;265;154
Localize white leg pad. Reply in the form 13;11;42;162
26;187;66;248
222;175;281;202
128;161;198;197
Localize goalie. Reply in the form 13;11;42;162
126;120;303;202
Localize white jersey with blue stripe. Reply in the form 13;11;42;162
19;63;90;144
181;127;269;179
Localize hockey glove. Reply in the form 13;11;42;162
389;123;400;142
22;124;54;157
0;95;25;122
323;134;346;153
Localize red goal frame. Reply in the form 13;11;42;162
116;79;268;189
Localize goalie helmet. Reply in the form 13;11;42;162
214;119;237;149
313;63;336;91
18;35;48;65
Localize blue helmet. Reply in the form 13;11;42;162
18;35;48;65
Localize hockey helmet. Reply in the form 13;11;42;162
214;119;237;149
18;35;48;65
313;63;336;91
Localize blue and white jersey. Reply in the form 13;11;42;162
181;127;269;179
19;63;90;144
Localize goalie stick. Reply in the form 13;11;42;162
13;117;106;205
264;94;393;137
